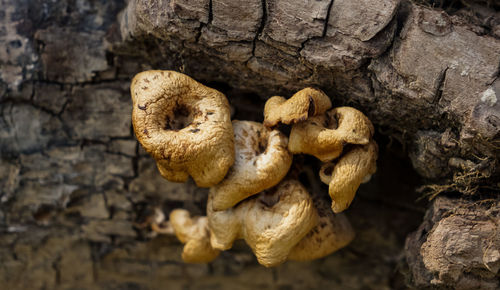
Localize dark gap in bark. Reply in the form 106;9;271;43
252;0;268;56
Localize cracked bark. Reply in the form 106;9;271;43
0;0;499;289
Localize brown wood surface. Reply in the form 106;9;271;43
0;0;498;289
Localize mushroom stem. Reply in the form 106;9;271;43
150;207;175;235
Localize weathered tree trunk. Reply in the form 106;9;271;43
0;0;498;289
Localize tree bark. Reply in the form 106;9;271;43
0;0;499;289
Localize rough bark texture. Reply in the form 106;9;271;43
406;197;500;289
0;0;499;289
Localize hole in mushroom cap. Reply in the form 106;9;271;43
324;111;339;130
164;105;194;131
322;165;334;176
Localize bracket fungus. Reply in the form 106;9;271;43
131;70;235;187
207;180;318;267
130;72;378;266
210;120;293;211
288;107;374;162
263;88;332;127
169;209;220;263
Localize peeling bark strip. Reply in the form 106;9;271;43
0;0;499;289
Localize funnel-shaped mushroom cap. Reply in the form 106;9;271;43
208;180;318;267
263;88;332;127
131;70;235;187
319;141;378;213
288;107;374;162
288;196;355;261
210;120;293;211
169;209;220;263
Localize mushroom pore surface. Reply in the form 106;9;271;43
131;70;235;187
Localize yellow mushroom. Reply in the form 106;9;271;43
210;120;293;211
169;209;220;263
288;195;355;261
319;141;378;213
263;88;332;127
131;70;235;187
130;80;378;266
207;179;318;267
288;107;374;162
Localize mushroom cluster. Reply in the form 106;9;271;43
131;71;377;267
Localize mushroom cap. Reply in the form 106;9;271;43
206;193;241;251
263;88;332;127
131;70;235;187
210;120;293;211
320;140;378;213
288;195;355;261
207;179;318;267
169;209;220;263
288;107;375;162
